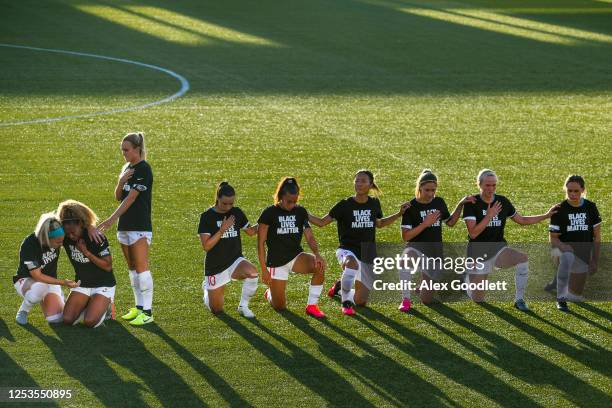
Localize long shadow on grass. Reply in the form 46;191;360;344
426;303;610;406
355;307;539;407
0;318;14;341
141;324;251;407
218;313;376;407
280;310;456;407
479;303;612;377
25;323;204;407
573;302;612;321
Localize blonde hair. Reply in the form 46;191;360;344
35;212;63;248
415;169;437;198
477;169;497;185
57;199;98;227
123;132;146;160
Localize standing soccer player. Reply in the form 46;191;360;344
58;200;116;328
98;132;154;326
308;170;409;316
257;177;326;318
13;213;79;325
398;169;475;312
549;175;602;312
198;182;259;318
462;169;558;311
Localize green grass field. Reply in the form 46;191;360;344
1;0;611;406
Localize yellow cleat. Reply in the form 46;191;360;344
121;307;142;321
129;313;154;326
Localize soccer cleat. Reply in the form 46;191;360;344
514;299;529;311
105;303;116;321
544;281;557;293
398;298;411;313
341;300;356;316
327;280;341;298
556;301;569;312
129;313;154;326
16;310;28;325
263;288;272;304
238;305;255;319
306;304;326;318
121;307;142;321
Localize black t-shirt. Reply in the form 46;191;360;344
463;194;516;259
13;233;60;283
258;205;310;267
198;207;249;276
118;160;153;232
329;196;383;263
401;197;450;257
549;199;602;263
63;232;116;288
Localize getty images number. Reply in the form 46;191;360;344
8;389;72;399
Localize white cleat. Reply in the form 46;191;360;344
238;305;255;319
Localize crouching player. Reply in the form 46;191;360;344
13;213;79;325
198;182;259;318
58;200;116;328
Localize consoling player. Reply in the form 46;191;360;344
463;169;558;311
398;169;475;312
308;170;409;316
198;182;259;318
98;132;154;326
13;213;79;325
257;177;327;318
549;175;602;312
58;200;116;328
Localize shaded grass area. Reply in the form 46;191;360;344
0;0;611;406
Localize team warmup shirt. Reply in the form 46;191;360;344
329;196;383;263
258;205;310;267
462;194;516;259
118;160;153;232
63;232;116;288
198;207;249;276
549;199;602;263
401;197;450;257
13;233;60;283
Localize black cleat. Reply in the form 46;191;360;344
556;301;569;312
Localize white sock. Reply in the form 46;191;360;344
307;284;323;305
240;277;258;307
93;312;106;328
556;252;574;300
399;268;413;300
129;270;143;307
515;262;529;301
265;288;273;304
18;299;33;313
138;271;153;311
341;268;358;302
46;313;63;324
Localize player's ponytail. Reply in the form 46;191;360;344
123;132;146;160
274;176;300;203
215;181;236;205
356;169;381;195
415;169;437;198
564;175;587;198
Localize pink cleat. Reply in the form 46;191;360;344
306;304;326;318
398;298;411;313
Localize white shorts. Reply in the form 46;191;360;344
117;231;152;246
70;286;116;301
402;247;444;281
268;253;303;281
336;249;374;291
13;278;64;302
551;248;589;274
468;246;508;275
203;257;246;290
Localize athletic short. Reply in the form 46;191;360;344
117;231;152;246
268;253;303;281
203;257;246;290
70;286;116;301
467;246;508;275
13;278;64;302
551;248;589;274
336;249;374;291
402;247;444;281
